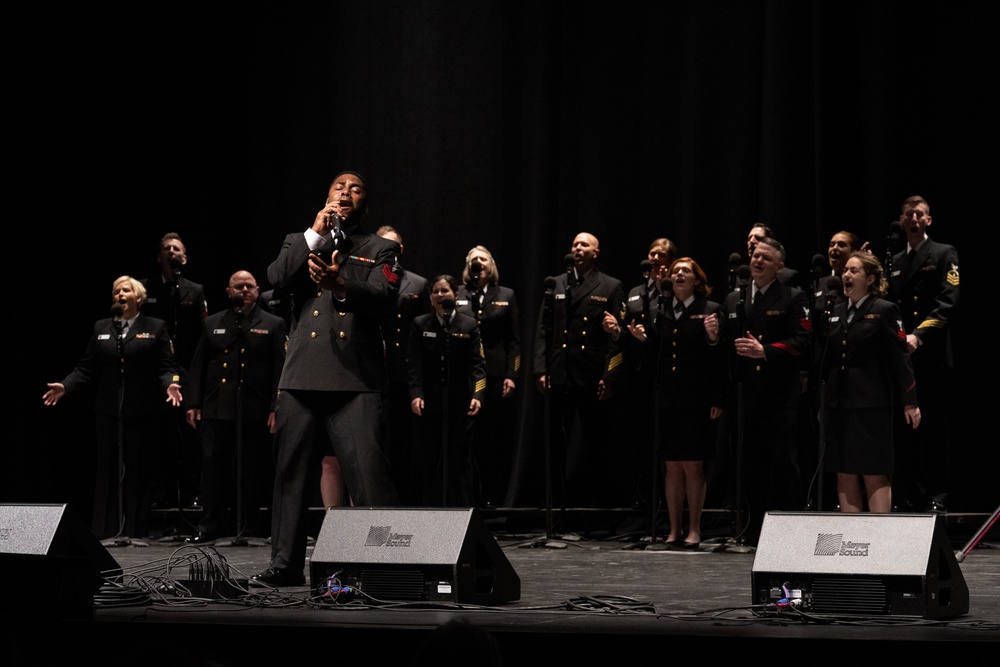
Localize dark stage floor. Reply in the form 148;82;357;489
4;507;998;665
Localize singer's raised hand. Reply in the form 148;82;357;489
312;201;343;235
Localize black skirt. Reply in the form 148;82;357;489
824;407;894;475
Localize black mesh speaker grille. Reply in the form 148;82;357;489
811;577;888;615
360;569;426;600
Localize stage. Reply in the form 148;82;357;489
4;507;998;665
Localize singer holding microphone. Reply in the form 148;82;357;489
407;275;486;506
42;276;182;540
251;170;400;588
456;246;521;508
183;270;287;543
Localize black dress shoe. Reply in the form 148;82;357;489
185;531;216;544
250;567;306;587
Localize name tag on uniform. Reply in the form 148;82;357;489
456;299;470;306
556;294;566;300
728;312;738;319
628;294;642;302
146;297;158;304
213;328;227;335
423;331;437;338
830;316;841;323
98;334;111;340
891;269;901;277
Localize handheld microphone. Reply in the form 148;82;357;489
169;256;183;278
812;253;826;273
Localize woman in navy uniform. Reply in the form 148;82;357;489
455;246;521;508
43;276;182;539
821;252;920;513
408;275;486;507
627;258;725;549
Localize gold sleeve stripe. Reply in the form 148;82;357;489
916;318;947;330
475;378;487;393
607;352;623;371
514;355;521;371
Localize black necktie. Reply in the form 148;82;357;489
847;304;857;323
674;301;685;317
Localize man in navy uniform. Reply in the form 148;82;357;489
184;270;287;543
887;195;959;512
251;170;401;587
534;232;626;509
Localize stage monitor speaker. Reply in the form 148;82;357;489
751;511;968;619
310;507;520;605
0;503;123;619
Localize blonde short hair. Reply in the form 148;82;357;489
112;275;147;306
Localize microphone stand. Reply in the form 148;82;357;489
166;264;187;536
810;281;838;513
440;304;455;508
103;317;148;548
215;307;266;547
642;292;670;547
542;284;555;541
722;275;754;553
519;277;574;549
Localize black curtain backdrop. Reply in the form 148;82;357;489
12;3;996;515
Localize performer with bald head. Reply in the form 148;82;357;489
183;270;287;543
534;232;626;508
